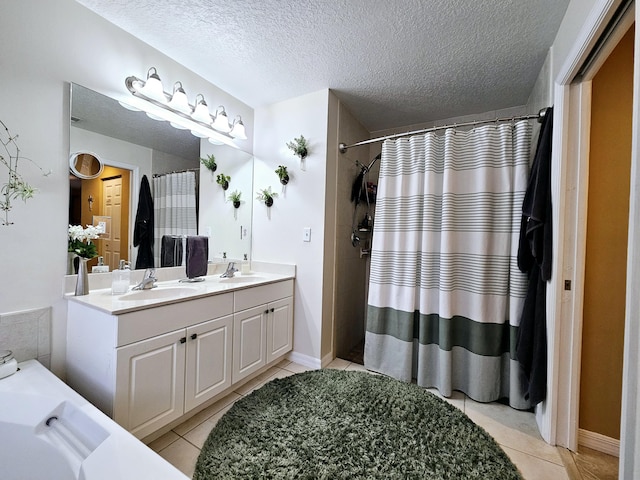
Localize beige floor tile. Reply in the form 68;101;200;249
558;447;582;480
345;362;368;372
283;361;315;374
233;375;264;396
464;402;563;466
426;387;465;411
256;366;283;381
325;358;351;370
276;359;292;369
147;430;180;453
173;391;241;436
183;404;234;449
158;437;201;478
503;446;569;480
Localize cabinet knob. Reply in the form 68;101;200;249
265;309;269;314
270;308;275;313
191;333;198;340
180;337;186;344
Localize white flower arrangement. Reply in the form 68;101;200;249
68;224;101;258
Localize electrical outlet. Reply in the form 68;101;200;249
303;227;311;242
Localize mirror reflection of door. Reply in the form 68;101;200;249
101;176;123;270
69;165;130;271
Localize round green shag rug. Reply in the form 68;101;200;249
194;369;522;479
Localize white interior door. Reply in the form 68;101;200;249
102;176;122;270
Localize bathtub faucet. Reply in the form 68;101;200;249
133;268;157;290
220;262;238;278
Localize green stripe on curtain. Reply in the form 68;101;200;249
367;306;518;359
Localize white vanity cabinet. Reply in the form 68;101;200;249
232;281;294;383
114;314;233;438
66;278;294;440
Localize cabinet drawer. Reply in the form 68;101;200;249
234;280;294;312
117;292;233;346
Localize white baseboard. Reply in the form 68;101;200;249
578;428;620;457
286;351;322;370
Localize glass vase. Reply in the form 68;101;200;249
75;256;89;296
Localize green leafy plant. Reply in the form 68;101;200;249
216;173;230;190
228;190;242;208
256;186;278;207
200;154;217;173
286;135;309;159
275;165;290;185
1;119;50;225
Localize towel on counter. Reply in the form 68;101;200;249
134;175;154;269
185;236;208;279
161;235;184;267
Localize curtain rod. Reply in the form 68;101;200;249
152;168;200;178
338;107;550;153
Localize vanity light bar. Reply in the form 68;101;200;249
124;68;244;149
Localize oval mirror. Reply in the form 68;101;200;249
69;152;104;179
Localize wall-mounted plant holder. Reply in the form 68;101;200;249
216;173;230;191
256;186;278;207
275;165;290;186
286;135;309;171
228;190;242;209
200;154;217;174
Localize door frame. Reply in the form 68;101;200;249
547;0;640;476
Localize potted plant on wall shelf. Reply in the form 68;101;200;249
228;190;242;208
216;173;230;190
200;154;217;173
275;165;290;185
256;186;278;207
286;135;309;160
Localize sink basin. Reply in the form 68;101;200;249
219;276;266;284
118;286;199;301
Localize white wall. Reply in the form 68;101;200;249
0;0;253;376
253;89;330;365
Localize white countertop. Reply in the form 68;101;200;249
66;268;295;315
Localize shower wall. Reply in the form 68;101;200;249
334;102;371;359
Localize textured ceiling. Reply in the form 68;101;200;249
75;0;570;132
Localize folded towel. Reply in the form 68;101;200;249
161;235;184;267
185;236;208;279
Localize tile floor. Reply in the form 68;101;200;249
147;358;611;479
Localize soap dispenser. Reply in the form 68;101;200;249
111;260;131;295
92;256;109;273
241;253;251;274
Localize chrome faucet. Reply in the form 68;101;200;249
133;268;157;290
220;262;238;278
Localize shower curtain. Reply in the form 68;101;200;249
364;121;532;409
152;171;198;267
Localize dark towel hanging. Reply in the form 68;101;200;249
134;175;154;269
161;235;183;267
516;106;554;406
185;236;208;279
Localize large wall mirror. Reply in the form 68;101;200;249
69;83;253;272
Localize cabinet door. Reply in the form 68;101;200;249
266;297;294;364
232;305;267;383
184;314;233;412
115;329;186;439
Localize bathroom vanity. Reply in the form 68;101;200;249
66;268;294;440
